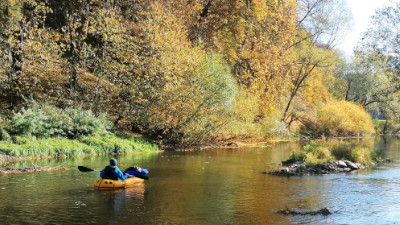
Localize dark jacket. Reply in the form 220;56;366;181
100;166;128;180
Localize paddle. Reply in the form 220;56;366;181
77;166;149;180
78;166;101;172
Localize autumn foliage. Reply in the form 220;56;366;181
316;100;375;136
0;0;375;147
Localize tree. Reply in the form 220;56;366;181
0;0;55;108
333;1;400;134
0;0;28;108
193;0;298;121
282;0;352;127
335;50;400;134
359;1;400;70
45;0;106;97
337;51;399;107
104;1;239;146
283;29;338;123
295;0;352;48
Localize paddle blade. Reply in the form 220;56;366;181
78;166;95;172
136;175;149;180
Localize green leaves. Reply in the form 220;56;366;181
10;101;112;138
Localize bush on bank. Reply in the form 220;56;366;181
0;102;158;160
316;100;375;136
9;102;112;138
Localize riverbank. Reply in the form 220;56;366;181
0;133;159;164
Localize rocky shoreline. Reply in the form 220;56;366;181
267;158;392;176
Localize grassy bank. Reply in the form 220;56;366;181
0;133;159;161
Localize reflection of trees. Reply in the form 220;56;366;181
374;136;400;159
148;144;302;224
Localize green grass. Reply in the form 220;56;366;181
287;141;381;167
0;133;159;159
372;119;386;125
80;133;159;154
372;119;387;134
0;102;159;160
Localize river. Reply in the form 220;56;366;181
0;137;399;224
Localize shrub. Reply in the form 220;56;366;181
64;107;112;138
0;127;11;142
316;100;375;136
10;101;112;138
351;147;380;164
369;149;381;162
330;141;356;160
303;144;332;166
288;149;306;162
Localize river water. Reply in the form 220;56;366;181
0;137;399;225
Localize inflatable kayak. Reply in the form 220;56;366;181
94;177;144;189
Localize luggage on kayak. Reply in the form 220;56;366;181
124;166;148;177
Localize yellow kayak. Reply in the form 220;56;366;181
94;177;144;189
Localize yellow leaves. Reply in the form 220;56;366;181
303;68;333;105
317;100;375;136
135;1;202;81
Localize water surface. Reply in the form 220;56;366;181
0;137;399;224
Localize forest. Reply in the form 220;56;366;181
1;0;399;149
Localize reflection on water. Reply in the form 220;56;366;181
93;183;145;225
0;137;399;224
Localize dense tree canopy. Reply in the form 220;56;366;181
0;0;378;147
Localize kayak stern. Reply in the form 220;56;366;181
94;177;144;189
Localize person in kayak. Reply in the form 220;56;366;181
100;158;132;180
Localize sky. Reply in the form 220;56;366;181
336;0;396;59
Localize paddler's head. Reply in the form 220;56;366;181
110;158;117;168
